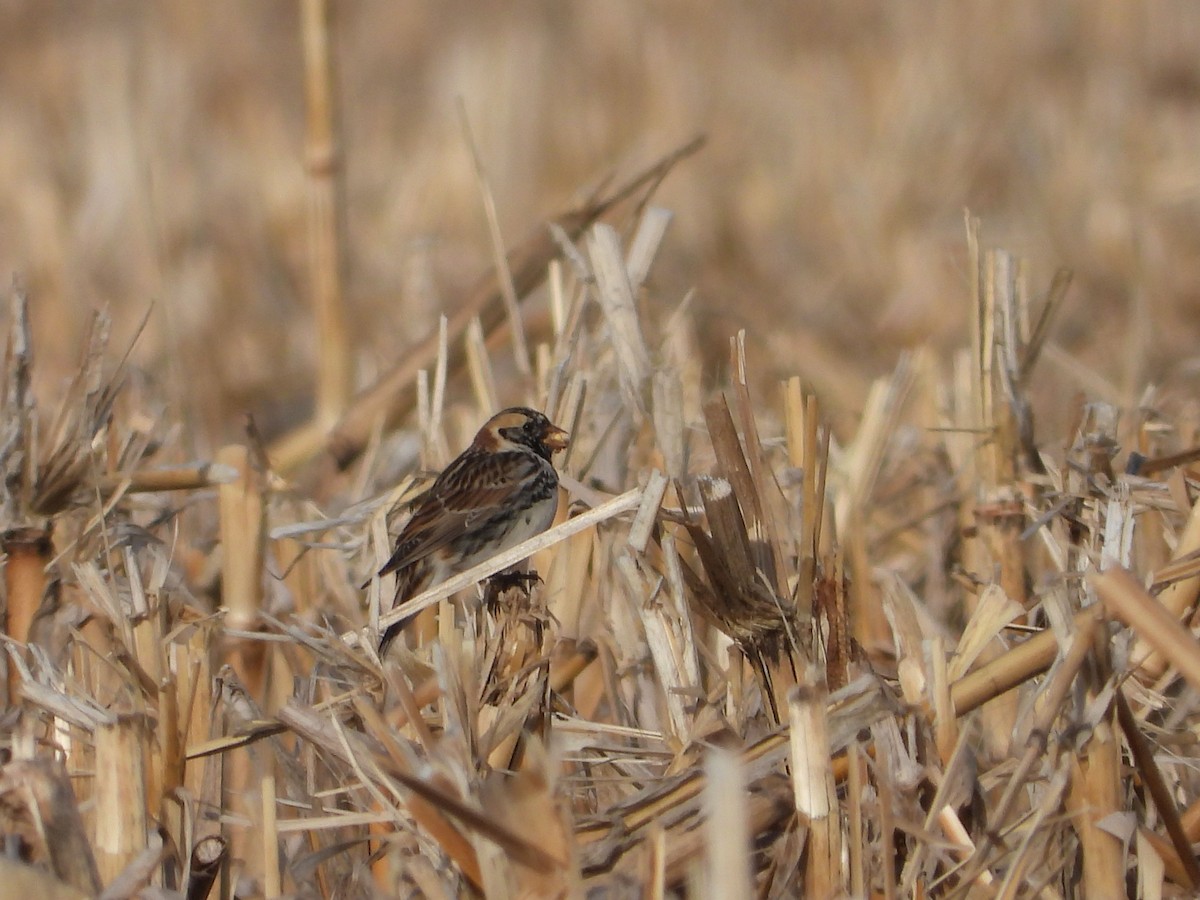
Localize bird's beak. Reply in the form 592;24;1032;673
542;424;570;452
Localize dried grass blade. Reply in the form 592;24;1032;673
295;705;561;873
627;469;668;554
1018;267;1072;387
586;223;651;411
948;583;1024;681
625;207;673;291
465;316;500;414
458;102;532;376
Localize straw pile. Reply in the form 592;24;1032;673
5;6;1200;900
4;160;1200;898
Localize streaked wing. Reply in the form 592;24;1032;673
377;450;545;578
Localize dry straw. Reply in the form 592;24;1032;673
7;40;1200;900
8;173;1200;897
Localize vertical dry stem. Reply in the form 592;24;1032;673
217;444;267;885
703;748;752;899
1067;716;1125;896
790;678;841;897
301;0;351;425
94;715;149;885
218;444;267;696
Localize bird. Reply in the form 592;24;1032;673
375;407;569;653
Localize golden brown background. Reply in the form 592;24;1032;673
4;2;1199;444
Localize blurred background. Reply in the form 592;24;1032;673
3;2;1200;452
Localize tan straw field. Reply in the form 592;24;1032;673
3;3;1200;897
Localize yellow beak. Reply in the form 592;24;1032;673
542;425;570;452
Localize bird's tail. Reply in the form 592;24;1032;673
378;620;404;656
377;562;432;655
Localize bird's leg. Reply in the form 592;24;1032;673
484;566;547;619
483;564;542;608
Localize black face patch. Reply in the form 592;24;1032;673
521;413;548;441
497;411;551;457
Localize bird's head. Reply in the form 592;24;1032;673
475;407;569;461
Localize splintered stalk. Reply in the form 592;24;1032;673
790;678;841;897
94;715;149;885
187;835;228;900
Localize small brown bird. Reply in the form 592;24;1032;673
376;407;569;652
